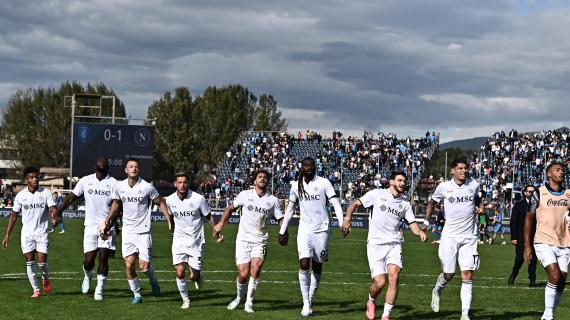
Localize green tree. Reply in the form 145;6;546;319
147;87;195;180
254;94;287;131
192;85;257;171
0;81;126;169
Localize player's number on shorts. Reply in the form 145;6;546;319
320;250;329;262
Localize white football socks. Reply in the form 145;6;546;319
26;261;39;291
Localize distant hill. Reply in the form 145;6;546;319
439;137;487;151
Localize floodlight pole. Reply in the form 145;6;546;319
69;97;76;190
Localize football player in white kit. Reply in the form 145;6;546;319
56;158;118;300
422;159;483;320
165;172;214;309
99;158;173;304
2;166;58;298
213;170;283;313
342;170;427;320
278;157;346;317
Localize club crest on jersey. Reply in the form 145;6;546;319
399;204;403;209
247;205;254;211
313;186;318;192
189;203;194;209
121;197;127;202
380;205;387;212
23;204;29;210
88;189;94;194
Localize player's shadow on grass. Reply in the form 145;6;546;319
399;306;542;320
253;299;365;315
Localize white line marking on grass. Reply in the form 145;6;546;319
0;270;513;281
0;274;539;289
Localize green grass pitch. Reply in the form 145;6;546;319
0;219;566;319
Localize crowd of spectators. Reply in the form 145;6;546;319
0;181;15;208
199;130;439;207
466;128;570;212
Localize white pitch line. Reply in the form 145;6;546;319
0;275;541;290
0;270;514;280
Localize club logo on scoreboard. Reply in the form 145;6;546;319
79;126;89;142
134;128;151;147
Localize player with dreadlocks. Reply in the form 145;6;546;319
278;157;347;317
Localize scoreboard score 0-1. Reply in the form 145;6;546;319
72;123;154;180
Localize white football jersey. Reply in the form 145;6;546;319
234;189;283;243
166;191;210;246
289;176;337;233
13;187;56;235
72;173;118;226
112;177;159;234
360;188;415;245
431;178;479;239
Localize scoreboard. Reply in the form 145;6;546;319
72;123;154;180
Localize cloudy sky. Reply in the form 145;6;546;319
1;0;569;142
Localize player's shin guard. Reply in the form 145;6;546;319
176;278;189;301
128;277;141;297
246;277;260;304
299;270;311;305
460;280;472;316
544;282;557;317
435;273;448;293
309;272;321;303
26;261;39;291
37;262;49;279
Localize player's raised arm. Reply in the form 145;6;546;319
2;211;18;249
341;199;361;236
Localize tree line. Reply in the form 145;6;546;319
0;82;286;183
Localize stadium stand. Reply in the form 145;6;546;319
202;130;439;207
